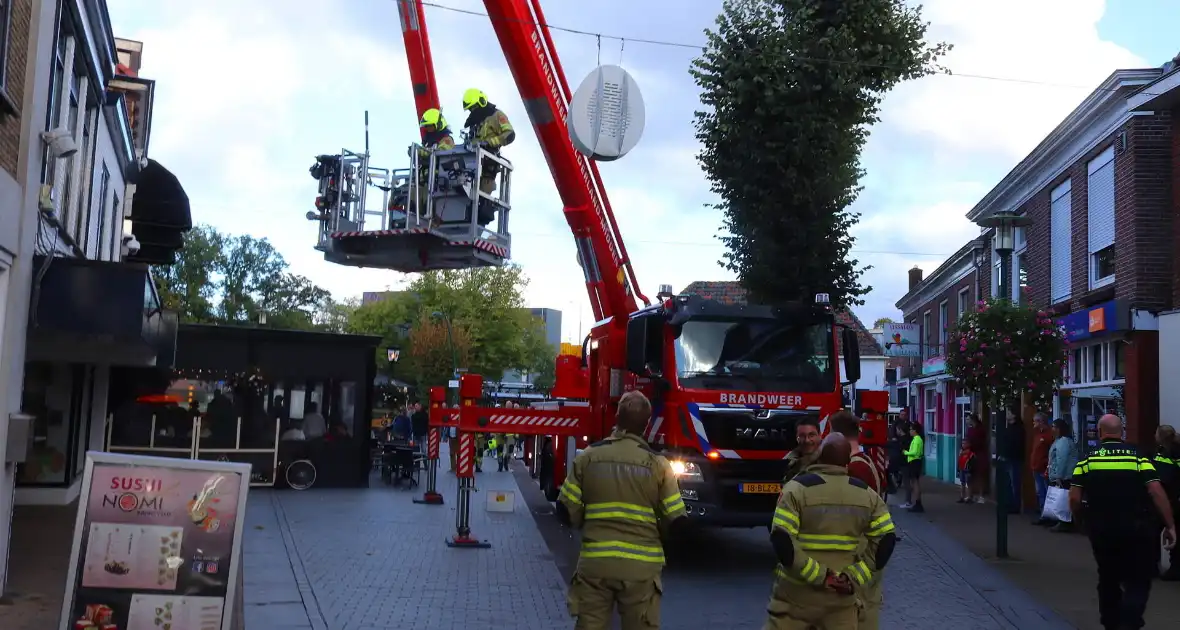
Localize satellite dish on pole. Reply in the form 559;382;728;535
567;64;646;161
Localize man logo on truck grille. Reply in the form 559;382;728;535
736;427;789;442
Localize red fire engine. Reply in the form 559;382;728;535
308;0;888;538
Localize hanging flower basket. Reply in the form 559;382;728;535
946;299;1069;411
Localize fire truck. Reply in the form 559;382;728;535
306;0;887;528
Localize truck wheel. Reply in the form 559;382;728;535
544;482;560;503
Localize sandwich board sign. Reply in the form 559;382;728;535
58;451;251;630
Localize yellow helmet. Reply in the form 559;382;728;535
419;108;446;129
462;88;488;111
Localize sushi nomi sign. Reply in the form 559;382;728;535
58;452;251;630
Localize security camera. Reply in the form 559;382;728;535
40;127;78;158
122;234;141;255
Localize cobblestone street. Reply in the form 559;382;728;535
241;446;1077;629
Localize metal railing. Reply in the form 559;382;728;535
104;414;281;487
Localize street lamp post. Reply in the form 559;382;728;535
977;210;1032;559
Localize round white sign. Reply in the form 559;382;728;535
567;64;646;161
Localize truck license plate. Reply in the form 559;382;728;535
740;483;781;494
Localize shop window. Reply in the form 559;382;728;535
937;301;948;354
1114;342;1125;379
17;363;93;486
337;381;358;435
923;388;936;433
922;311;932;359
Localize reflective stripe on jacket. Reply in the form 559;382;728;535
557;432;686;580
770;464;894;608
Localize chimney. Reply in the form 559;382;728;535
908;266;924;290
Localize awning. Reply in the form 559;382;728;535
129;158;192;229
25;256;178;367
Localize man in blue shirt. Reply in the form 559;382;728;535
391;408;412;440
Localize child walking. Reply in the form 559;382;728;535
956;441;976;504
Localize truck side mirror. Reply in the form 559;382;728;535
841;327;861;384
626;317;663;375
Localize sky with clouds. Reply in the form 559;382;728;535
106;0;1180;342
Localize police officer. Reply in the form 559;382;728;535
766;432;897;630
557;390;687;629
1154;425;1180;580
1068;414;1176;630
782;417;822;484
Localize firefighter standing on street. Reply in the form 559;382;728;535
828;410;888;630
782;417;822;484
766;432;898;630
557;390;687;629
1068;414;1176;630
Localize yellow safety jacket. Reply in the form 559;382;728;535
782;448;819;485
558;432;686;580
770;463;894;609
472;109;514;150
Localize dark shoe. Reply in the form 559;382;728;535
908;503;925;513
956;497;969;504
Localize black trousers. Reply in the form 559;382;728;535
1089;526;1157;630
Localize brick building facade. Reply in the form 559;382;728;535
1126;62;1180;431
894;240;985;484
967;67;1174;453
893;63;1180;501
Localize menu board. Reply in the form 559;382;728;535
59;452;251;630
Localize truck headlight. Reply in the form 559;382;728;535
669;460;703;483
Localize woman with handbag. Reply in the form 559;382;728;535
1045;418;1080;532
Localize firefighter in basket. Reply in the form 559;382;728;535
395;108;455;228
461;88;514;226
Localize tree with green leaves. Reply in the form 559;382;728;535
153;224;334;331
873;317;895;329
345;266;555;389
153;225;223;323
692;0;949;308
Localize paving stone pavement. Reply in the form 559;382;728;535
243;448;570;630
244;446;1076;629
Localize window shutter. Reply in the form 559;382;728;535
1087;146;1115;255
1050;179;1072;302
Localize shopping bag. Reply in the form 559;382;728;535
1161;531;1172;575
1041;486;1072;523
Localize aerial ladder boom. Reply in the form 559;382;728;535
482;0;650;320
395;0;442;133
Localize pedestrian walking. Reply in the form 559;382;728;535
900;423;925;512
557;390;687;629
764;432;897;630
1153;424;1180;580
1030;412;1053;522
1068;414;1176;630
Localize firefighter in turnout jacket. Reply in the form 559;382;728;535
782;417;823;484
766;433;898;630
412;108;454;224
461;88;515;199
557;391;688;630
829;411;888;630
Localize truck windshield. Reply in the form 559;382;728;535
674;319;834;393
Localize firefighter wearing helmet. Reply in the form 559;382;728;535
461;88;515;207
557;391;687;629
409;108;455;225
